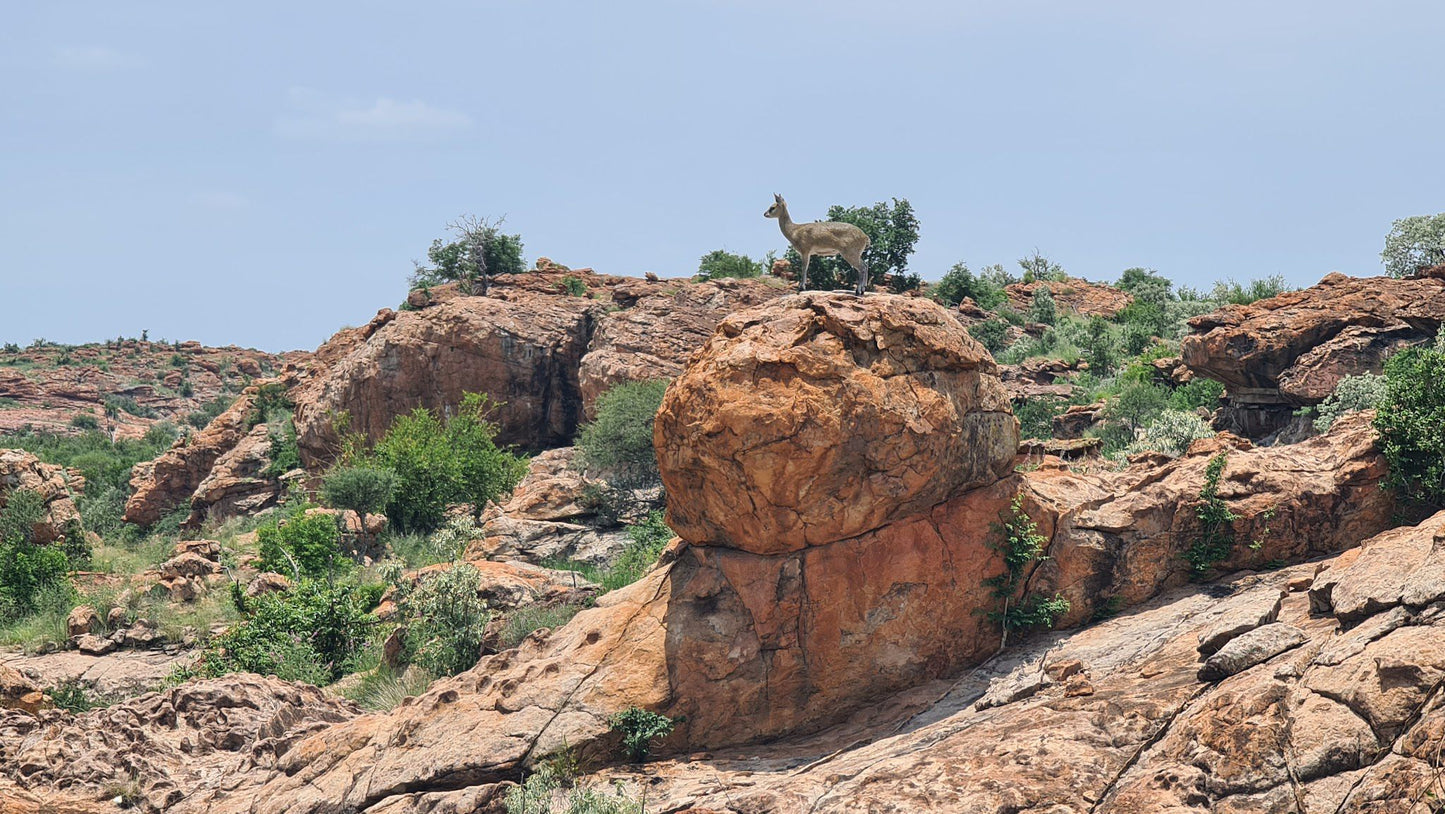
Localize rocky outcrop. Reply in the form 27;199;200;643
1005;276;1133;318
0;676;356;811
1182;271;1445;437
0;666;44;715
123;390;259;526
0;340;292;441
656;292;1017;552
0;449;82;544
186;423;282;524
578;277;787;414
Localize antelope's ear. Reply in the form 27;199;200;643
774;193;783;202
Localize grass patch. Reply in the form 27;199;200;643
499;602;588;649
340;666;434;711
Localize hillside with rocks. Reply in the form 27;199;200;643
3;257;1445;813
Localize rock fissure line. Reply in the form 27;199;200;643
1087;683;1211;812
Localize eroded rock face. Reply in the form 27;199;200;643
0;675;356;812
123;390;259;526
186;423;281;524
0;449;81;544
1004;276;1133;318
656;292;1017;553
1182;271;1445;436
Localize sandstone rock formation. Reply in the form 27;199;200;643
1004;275;1133;318
0;449;82;544
1182;270;1445;437
185;422;282;523
123;389;260;526
656;292;1018;552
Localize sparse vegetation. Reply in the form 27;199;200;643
696;249;764;280
390;563;491;677
984;495;1067;639
608;706;677;762
1313;373;1386;432
321;466;396;541
1185;453;1239;577
410;215;526;294
0;490;73;616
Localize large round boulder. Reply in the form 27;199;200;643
656;292;1018;553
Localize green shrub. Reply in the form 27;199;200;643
983;496;1066;637
1013;399;1059;442
697;249;763;280
245;382;292;429
1169;377;1225;412
199;579;372;683
256;508;345;579
933;262;1010;309
1209;275;1290;305
394;564;491;677
1314;373;1386;432
1027;284;1057;325
607;706;677;762
1018;251;1067;284
372;393;527;532
505;765;646;814
0;490;73;616
1083;316;1117;374
69;413;100;430
561;275;588;297
968;318;1011;355
262;412;301;477
186;396;232;429
45;680;103;713
341;664;434;711
1126;409;1215;457
1375;336;1445;505
102;394;156;418
1185;454;1239;577
1099;380;1170;455
576;380;669;494
601;511;673;591
321;466;396;537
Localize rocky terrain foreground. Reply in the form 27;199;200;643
2;287;1441;812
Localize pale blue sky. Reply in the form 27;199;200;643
4;1;1442;351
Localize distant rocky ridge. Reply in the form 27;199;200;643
0;340;297;440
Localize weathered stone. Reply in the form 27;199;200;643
1196;590;1284;656
1199;623;1307;681
65;606;100;640
657;292;1017;553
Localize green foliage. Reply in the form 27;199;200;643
1027;284;1057;325
371;393;527;532
933;262;1010;309
185;396;231;429
560;275;588;297
981;495;1067;634
576;380;668;492
0;490;73;616
1314;373;1386;432
1013;398;1059;442
45;680;102;713
393;563;492;677
69;413;100;430
1125;409;1215;457
608;706;677;762
997;593;1070;632
245;382;292;430
256;507;345;579
542;512;675;594
1169;377;1225;412
968;318;1011;355
1185;454;1239;577
321;466;396;532
198;579;373;684
1375;336;1445;505
103;394;157;418
1099;380;1170;454
696;249;764;280
1381;212;1445;278
1083;316;1116;373
1209;275;1290;305
1018;251;1067;283
410;215;526;292
261;411;301;478
784;198;921;292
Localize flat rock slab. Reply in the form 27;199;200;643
1199;622;1307;681
0;649;192;697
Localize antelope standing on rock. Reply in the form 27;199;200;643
765;194;871;295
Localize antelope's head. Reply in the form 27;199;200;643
764;193;786;219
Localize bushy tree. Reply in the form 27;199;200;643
1209;276;1290;305
968;318;1011;355
1126;409;1216;457
0;490;71;615
1083;316;1117;374
1381;212;1445;278
371;393;527;532
696;249;763;280
1375;333;1445;505
200;579;375;684
933;262;1010;309
577;380;669;492
321;466;397;540
257;507;346;579
1313;374;1386;432
1027;284;1057;325
410;215;526;294
783;198;920;292
395;563;491;677
1115;267;1171;295
1099;380;1170;453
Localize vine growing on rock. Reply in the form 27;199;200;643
1184;453;1239;577
985;495;1068;643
